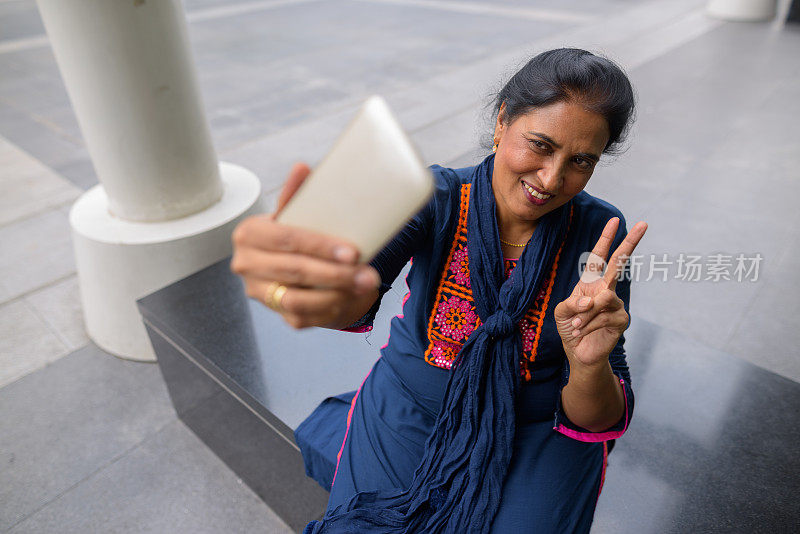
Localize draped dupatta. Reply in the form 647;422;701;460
306;154;573;533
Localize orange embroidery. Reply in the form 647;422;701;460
423;183;572;382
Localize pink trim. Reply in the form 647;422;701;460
341;325;373;333
596;441;608;502
331;366;373;487
555;377;629;442
555;424;624;442
399;291;411;318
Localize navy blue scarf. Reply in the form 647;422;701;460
306;154;573;533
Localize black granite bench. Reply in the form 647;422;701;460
136;257;407;532
137;257;799;533
789;0;800;23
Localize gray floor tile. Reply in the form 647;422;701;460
0;135;80;226
630;275;762;354
444;146;490;169
0;0;573;174
708;106;800;177
593;316;800;532
184;0;572;152
0;102;93;191
761;73;800;115
51;158;98;192
584;179;664;230
0;0;713;197
776;229;800;273
586;135;697;223
0;298;68;388
678;158;800;225
218;0;705;200
220;105;361;196
0;205;76;304
354;0;596;22
0;344;175;530
724;266;800;382
7;419;290;534
725;314;800;383
634;184;790;265
628;109;734;164
24;275;88;352
0;0;45;42
412;105;486;167
625;181;781;350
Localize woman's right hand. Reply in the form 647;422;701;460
230;162;382;329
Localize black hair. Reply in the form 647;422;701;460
493;48;635;154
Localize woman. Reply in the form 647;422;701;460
231;48;647;533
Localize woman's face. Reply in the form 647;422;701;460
492;100;610;228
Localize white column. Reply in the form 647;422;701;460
707;0;777;21
37;0;263;361
36;0;222;221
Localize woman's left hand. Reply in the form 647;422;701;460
554;217;648;369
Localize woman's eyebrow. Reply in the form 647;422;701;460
576;152;600;162
527;131;561;148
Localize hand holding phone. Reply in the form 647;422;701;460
230;162;383;329
231;95;431;329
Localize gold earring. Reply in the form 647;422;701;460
492;138;498;152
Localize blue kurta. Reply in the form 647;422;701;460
295;158;635;533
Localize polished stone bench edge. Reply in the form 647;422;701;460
136;304;298;449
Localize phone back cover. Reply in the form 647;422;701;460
276;95;434;261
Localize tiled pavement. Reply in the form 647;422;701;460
1;0;798;532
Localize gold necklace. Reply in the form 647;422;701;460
499;237;527;247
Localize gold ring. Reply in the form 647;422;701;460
263;281;288;312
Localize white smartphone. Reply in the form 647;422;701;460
275;95;434;262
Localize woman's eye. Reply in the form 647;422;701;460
573;157;592;170
529;139;549;151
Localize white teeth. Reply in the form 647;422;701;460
524;183;552;200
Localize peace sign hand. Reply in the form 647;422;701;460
554;217;648;369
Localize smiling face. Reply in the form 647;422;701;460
492;100;610;235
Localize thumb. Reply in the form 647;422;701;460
274;162;311;215
555;295;591;347
554;294;592;322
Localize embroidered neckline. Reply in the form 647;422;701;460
423;183;572;381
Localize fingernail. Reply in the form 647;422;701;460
572;317;582;328
334;246;357;263
355;270;378;290
579;296;591;308
572;329;581;337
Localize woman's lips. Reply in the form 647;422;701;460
521;180;553;206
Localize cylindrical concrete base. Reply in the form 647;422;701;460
707;0;777;21
71;162;263;362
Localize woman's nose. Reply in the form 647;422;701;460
538;160;564;193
